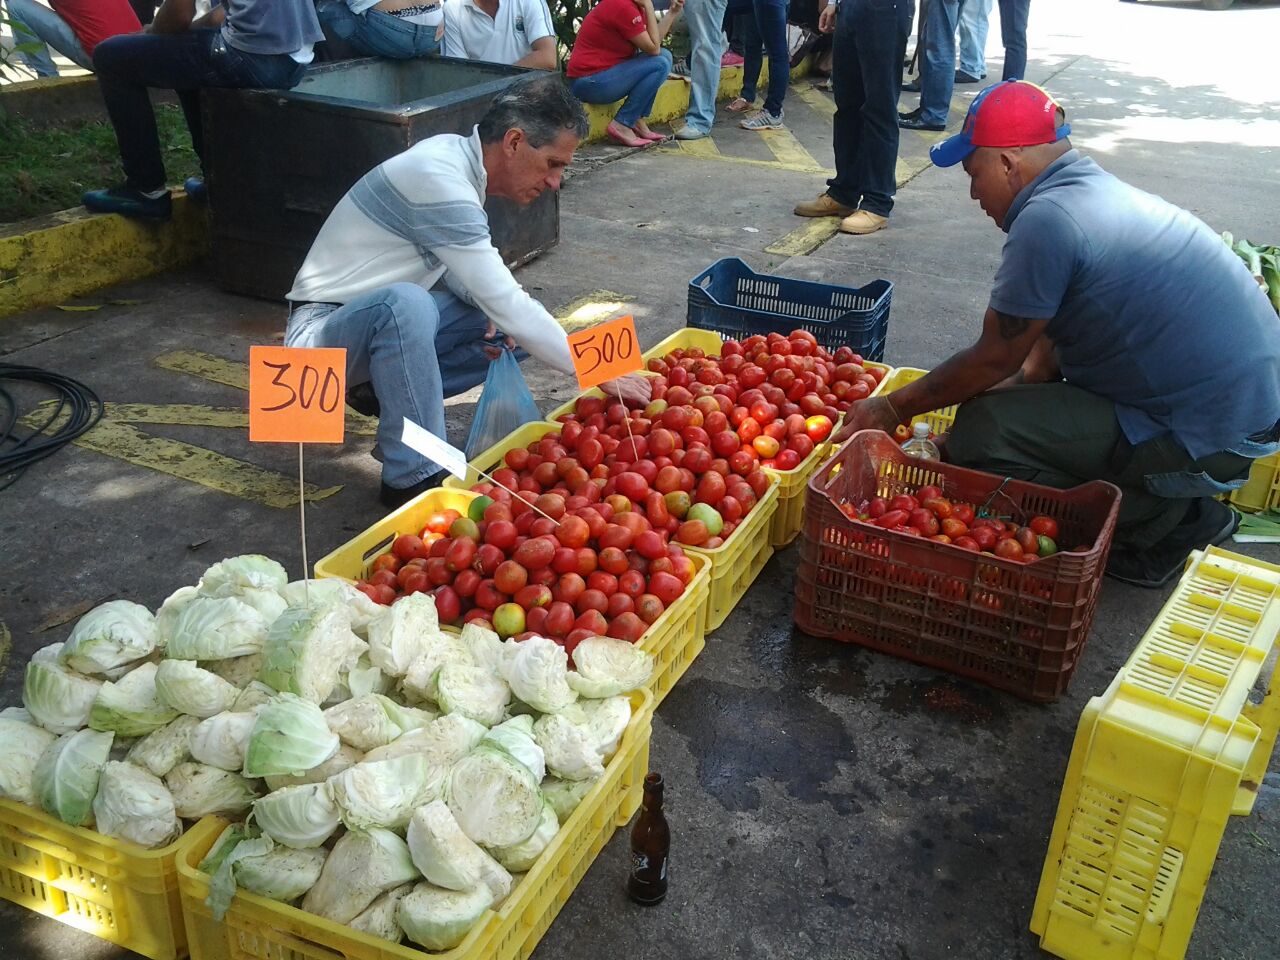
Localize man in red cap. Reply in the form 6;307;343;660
835;81;1280;587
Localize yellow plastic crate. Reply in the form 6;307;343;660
687;473;780;631
177;689;653;960
0;804;223;960
323;453;710;706
1227;450;1280;514
1030;681;1262;960
640;326;892;548
874;366;958;435
441;421;562;491
314;487;480;582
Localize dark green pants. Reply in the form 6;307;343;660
945;383;1251;551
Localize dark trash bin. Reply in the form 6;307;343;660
203;57;560;300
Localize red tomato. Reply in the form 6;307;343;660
370;553;401;575
889;494;919;513
804;415;833;443
922;498;952;520
1029;515;1060;540
994;538;1024;560
392;534;424;561
874;509;909;529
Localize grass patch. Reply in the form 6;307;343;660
0;104;200;223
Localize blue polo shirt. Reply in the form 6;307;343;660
990;150;1280;460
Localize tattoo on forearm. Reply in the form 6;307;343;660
996;310;1030;340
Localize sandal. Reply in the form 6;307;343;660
726;97;754;113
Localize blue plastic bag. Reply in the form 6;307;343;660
465;348;543;458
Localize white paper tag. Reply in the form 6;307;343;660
401;418;469;480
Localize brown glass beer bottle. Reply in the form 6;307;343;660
627;772;669;905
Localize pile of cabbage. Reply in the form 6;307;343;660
2;554;652;952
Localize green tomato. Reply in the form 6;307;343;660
467;495;494;523
687;503;724;537
1037;535;1057;557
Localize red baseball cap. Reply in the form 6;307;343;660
931;81;1071;168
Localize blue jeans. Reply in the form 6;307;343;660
570;50;672;128
740;0;788;117
828;0;912;217
918;0;961;126
683;0;729;134
316;1;440;59
997;0;1029;80
93;29;306;191
5;0;64;76
285;285;497;487
956;0;991;78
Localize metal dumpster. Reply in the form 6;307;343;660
203;57;559;300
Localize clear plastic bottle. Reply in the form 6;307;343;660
900;422;940;460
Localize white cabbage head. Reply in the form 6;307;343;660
258;604;367;705
489;801;559;873
154;660;239;718
461;622;506;677
60;600;158;676
251;781;341;849
576;695;632;759
329;754;434;831
263;743;363;792
230;681;276;713
301;828;420;924
541;776;597;823
323;694;435;753
565;635;653;698
189;712;258;771
445;744;543;848
201;654;265;689
197;555;289;598
243;694;340;779
89;662;180;737
168;597;270;661
154;585;199;652
350;883;414;942
23;643;103;733
165;762;259;818
406;800;512;900
533;713;606;782
434;664;510;727
92;760;181;848
234;845;327;904
33;729;114;826
362;713;486;766
126;715;200;779
501;636;578;714
0;716;56;805
400;632;476;704
281;579;384;635
366;591;439;677
398;882;493;951
482;714;545;781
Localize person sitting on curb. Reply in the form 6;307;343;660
315;0;443;60
283;75;651;509
566;0;683;148
82;0;322;222
440;0;556;68
6;0;140;77
794;0;912;236
835;82;1280;587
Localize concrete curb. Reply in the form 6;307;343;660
0;60;810;319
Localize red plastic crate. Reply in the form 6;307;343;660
793;431;1122;701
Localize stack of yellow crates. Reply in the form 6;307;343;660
1031;545;1280;960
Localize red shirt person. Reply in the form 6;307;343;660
6;0;141;74
565;0;683;148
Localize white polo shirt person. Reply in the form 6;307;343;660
441;0;557;69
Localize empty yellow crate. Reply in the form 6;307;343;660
1030;682;1262;960
0;804;222;960
1227;451;1280;513
642;326;892;548
177;689;653;960
324;450;710;706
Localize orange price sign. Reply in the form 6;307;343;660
249;346;347;443
567;315;643;391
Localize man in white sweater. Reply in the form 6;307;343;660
286;75;649;507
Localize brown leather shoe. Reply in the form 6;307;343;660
794;193;855;218
839;210;889;235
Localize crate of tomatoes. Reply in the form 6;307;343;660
794;431;1122;701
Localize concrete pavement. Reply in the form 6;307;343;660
2;1;1280;957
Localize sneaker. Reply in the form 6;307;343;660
740;110;783;130
839;209;889;235
379;470;449;510
82;185;172;223
721;51;744;66
794;193;855;218
669;59;691;80
1105;498;1240;589
674;124;708;141
954;70;985;84
183;176;207;204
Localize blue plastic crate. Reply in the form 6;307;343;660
687;258;893;361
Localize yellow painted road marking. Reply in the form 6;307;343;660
765;218;842;257
759;127;826;173
795;84;836;119
675;137;723;160
555;290;636;332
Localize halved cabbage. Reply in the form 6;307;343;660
60;600;158;676
89;662;180;737
541;776;597;824
127;715;200;778
460;622;506;677
350;883;413;942
398;882;492;951
366;591;439;677
501;635;577;714
33;729;114;826
154;660;239;718
24;643;103;734
168;597;270;661
258;604;367;705
243;694;340;779
564;635;653;698
489;801;559;873
252;781;341;849
189;712;257;771
196;555;288;598
406;800;512;899
434;664;509;727
165;762;259;818
92;761;180;848
446;744;542;848
263;743;362;792
362;713;486;766
482;714;545;781
0;715;56;804
533;713;605;781
301;828;419;924
323;694;434;752
202;654;265;689
330;754;433;831
235;845;327;903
